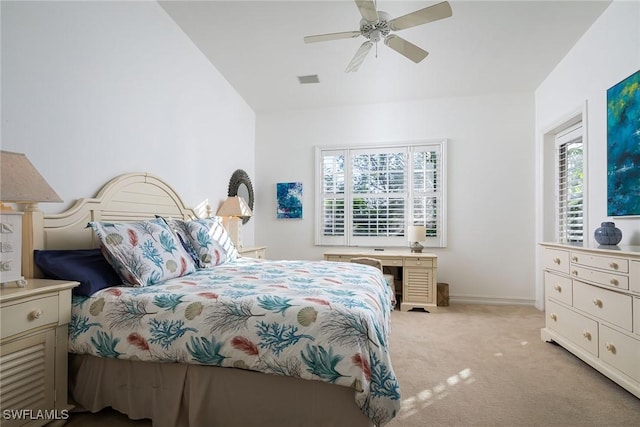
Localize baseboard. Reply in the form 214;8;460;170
449;295;536;306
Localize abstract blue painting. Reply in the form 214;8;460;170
607;69;640;216
277;182;303;219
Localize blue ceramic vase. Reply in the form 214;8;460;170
594;222;622;245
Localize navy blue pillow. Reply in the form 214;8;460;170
34;249;122;297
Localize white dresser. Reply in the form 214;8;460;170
324;249;438;312
0;279;78;426
540;243;640;398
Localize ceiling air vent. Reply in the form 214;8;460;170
297;74;320;84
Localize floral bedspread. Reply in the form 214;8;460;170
69;258;400;425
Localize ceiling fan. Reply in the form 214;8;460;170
304;0;453;72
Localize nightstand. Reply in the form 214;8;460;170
0;279;78;426
238;246;267;259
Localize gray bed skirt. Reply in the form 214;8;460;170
69;354;372;427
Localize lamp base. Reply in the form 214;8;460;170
410;242;423;253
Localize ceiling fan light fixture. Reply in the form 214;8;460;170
297;74;320;84
303;1;453;72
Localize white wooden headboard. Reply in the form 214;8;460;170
24;172;198;278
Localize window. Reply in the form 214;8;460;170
556;125;584;243
316;141;447;247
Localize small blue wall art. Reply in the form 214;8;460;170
277;182;303;219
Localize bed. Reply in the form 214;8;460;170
24;172;400;427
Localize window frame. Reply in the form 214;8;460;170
555;124;585;243
315;140;447;248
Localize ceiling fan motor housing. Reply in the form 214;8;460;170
360;11;391;43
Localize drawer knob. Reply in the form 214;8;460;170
592;298;602;308
571;270;578;276
610;278;619;286
29;309;43;320
582;331;592;340
550;313;557;321
605;343;616;354
553;258;561;265
571;256;578;262
609;262;618;270
553;284;562;292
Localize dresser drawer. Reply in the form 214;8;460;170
543;248;570;274
570;265;629;290
546;300;598;356
631;261;640;294
599;324;640;383
634;298;640;337
0;295;59;340
571;252;629;273
545;271;572;306
403;258;433;268
573;282;632;331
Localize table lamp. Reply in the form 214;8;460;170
216;196;252;248
1;150;62;286
408;225;426;253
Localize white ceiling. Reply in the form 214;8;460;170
159;0;612;113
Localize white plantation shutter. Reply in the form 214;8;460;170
411;146;444;246
556;125;584;243
316;141;447;247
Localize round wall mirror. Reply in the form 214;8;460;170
227;169;254;224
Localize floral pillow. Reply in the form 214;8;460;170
164;217;238;269
88;218;197;286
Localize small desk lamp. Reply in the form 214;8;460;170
408;225;426;253
216;196;252;248
1;150;62;286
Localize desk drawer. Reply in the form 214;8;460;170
0;295;59;340
404;258;433;268
380;257;403;267
573;282;632;331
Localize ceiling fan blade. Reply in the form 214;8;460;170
304;31;361;44
389;1;453;31
345;41;374;73
384;35;429;63
355;0;379;23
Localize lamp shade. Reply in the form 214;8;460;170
216;196;253;218
1;150;62;203
408;225;426;242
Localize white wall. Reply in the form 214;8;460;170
534;0;640;309
1;1;256;244
256;93;536;304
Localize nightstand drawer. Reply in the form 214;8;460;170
1;295;59;340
